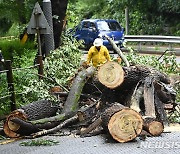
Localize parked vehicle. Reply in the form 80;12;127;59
72;19;125;49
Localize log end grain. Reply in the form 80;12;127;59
3;110;27;138
148;121;164;136
143;118;164;136
108;108;143;143
98;61;124;89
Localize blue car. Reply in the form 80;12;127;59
72;19;125;49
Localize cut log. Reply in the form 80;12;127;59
3;100;58;137
143;117;164;136
19;99;58;120
98;61;124;89
4;111;76;137
101;103;143;143
3;101;100;137
3;110;27;138
62;66;96;113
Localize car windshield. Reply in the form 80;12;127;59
97;21;121;31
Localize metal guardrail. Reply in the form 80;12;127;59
124;35;180;43
0;36;17;40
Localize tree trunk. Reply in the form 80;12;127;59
4;101;99;137
101;103;143;143
51;0;68;48
143;117;164;136
62;66;96;113
3;100;58;137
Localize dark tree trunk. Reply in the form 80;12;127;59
51;0;68;48
16;0;27;24
3;100;58;138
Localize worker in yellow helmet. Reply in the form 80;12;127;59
86;38;111;67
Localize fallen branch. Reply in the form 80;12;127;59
31;115;79;138
80;117;102;136
104;34;130;67
62;66;96;113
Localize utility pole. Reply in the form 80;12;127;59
125;7;129;35
43;0;55;56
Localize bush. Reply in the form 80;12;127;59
0;35;82;116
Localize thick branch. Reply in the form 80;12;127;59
104;35;130;67
31;115;79;138
62;66;96;113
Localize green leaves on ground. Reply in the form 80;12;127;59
20;139;59;146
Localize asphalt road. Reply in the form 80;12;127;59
1;131;180;154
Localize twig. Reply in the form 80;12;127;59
30;72;69;92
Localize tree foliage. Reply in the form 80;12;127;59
0;0;179;36
68;0;180;35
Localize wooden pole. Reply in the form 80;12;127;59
37;55;43;79
125;7;129;35
34;9;44;79
5;60;16;111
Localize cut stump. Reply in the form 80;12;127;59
101;103;143;143
98;61;124;89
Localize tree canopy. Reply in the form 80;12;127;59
0;0;179;36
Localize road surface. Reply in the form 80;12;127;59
1;130;180;154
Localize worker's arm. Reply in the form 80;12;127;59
104;47;111;61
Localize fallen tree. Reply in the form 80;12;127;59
2;37;176;143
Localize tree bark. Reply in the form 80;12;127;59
101;103;143;143
3;100;58;137
104;35;130;67
51;0;68;48
62;66;96;113
154;91;169;125
144;77;156;117
20;100;58;120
